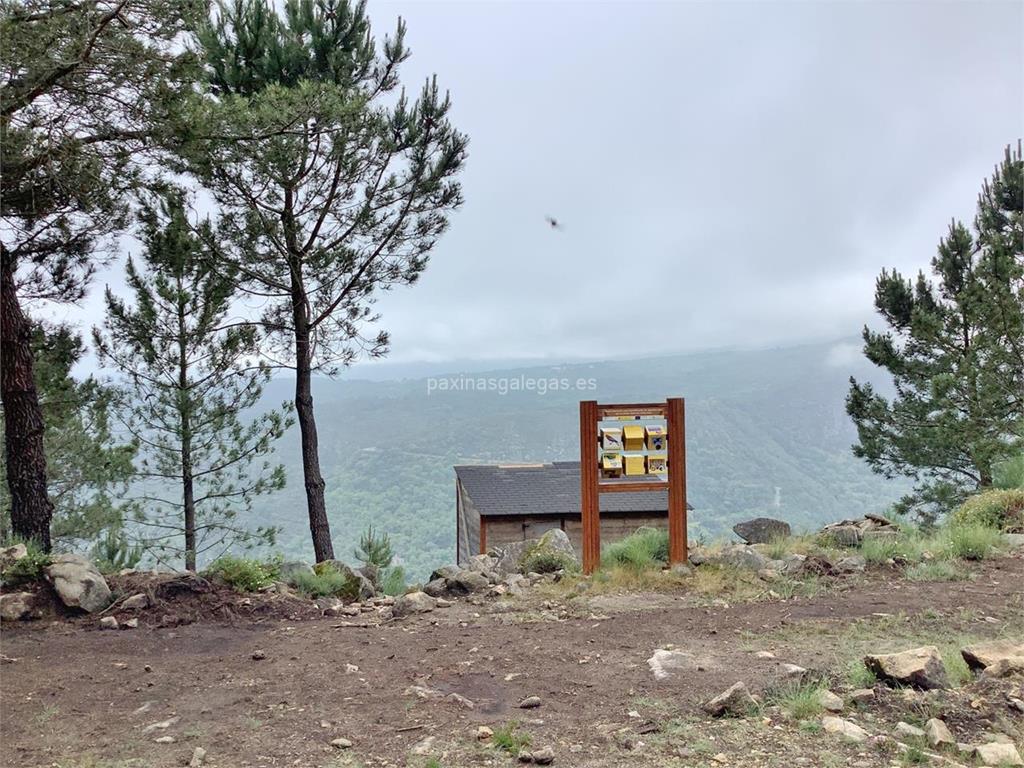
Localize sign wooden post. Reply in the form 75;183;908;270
579;398;688;575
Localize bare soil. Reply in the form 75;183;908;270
1;558;1022;768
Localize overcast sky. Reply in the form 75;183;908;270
56;0;1024;371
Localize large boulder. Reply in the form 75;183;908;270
448;569;490;595
864;646;949;690
320;560;375;601
0;591;39;621
44;554;111;613
702;682;756;717
961;640;1024;671
422;578;449;598
279;560;315;585
489;529;577;575
393;591;436;617
820;514;898;547
429;564;461;582
973;743;1023;766
691;544;769;571
733;518;791;545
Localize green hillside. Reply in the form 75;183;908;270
250;340;909;578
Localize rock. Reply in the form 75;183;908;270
251;649;266;660
702;682;756;717
393;591;436;616
647;649;705;680
123;618;138;629
330;737;353;749
100;616;119;630
44;554;111;613
154;736;175;744
974;742;1023;766
490;529;577;575
533;746;555;764
410;735;436;755
982;656;1024;679
122;593;150;611
423;578;449;597
429;564;460;582
820;514;898;548
779;663;808;680
799;554;838;576
0;591;38;621
818;690;844;712
696;545;769;571
822;716;870;743
315;597;344;615
895;721;925;739
189;747;207;767
319;560;375;600
466;553;499;573
0;543;28;573
849;688;875;705
518;695;542;709
924;719;954;749
356;563;380;589
781;554;806;575
142;717;179;734
448;569;490;594
864;646;949;689
278;560;315;585
835;555;866;574
1005;533;1024;549
733;517;791;544
503;573;528;595
517;748;533;763
477;725;493;741
822;525;862;547
961;640;1024;671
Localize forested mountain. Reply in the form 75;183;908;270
249;339;910;579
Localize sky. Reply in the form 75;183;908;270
52;0;1024;373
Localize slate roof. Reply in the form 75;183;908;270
454;461;692;518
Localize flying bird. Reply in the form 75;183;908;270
545;216;564;230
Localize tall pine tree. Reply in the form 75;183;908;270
847;142;1024;521
94;193;291;570
177;0;468;561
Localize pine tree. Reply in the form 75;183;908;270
1;0;193;549
0;323;136;547
847;142;1024;522
93;192;292;571
177;0;468;561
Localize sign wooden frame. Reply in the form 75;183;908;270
579;398;688;574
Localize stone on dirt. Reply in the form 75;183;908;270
702;681;755;717
0;543;28;573
99;616;119;630
818;690;843;712
532;745;555;764
393;591;436;616
330;737;353;749
489;529;577;576
123;618;138;629
973;742;1023;766
410;735;436;755
692;545;769;571
189;747;207;767
982;656;1024;679
895;721;925;739
648;649;705;681
733;517;791;544
121;592;149;611
0;592;38;622
835;555;866;574
423;578;448;597
849;688;875;705
960;639;1024;671
822;716;869;743
44;554;111;613
518;695;542;709
863;645;949;689
448;570;490;594
924;718;954;749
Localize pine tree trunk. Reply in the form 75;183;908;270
177;287;197;571
293;308;334;562
182;444;196;571
0;248;54;550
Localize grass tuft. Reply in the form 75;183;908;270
940;523;1003;561
491;721;531;754
291;568;359;599
904;560;967;582
205;555;281;592
601;527;669;570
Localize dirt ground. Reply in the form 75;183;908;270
1;557;1022;768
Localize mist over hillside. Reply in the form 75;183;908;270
246;339;909;579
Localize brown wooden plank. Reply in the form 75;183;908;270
579;400;600;574
597;480;670;493
598;403;668;418
666;397;688;564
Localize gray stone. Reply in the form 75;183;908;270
429;564;460;581
822;716;869;742
823;525;862;547
961;639;1024;671
448;570;490;594
490;529;577;575
0;543;28;574
849;688;875;705
279;560;315;584
100;616;119;630
835;555;867;574
466;553;499;573
422;578;449;597
533;746;555;765
733;517;791;544
781;554;807;575
702;681;756;717
982;656;1024;678
895;721;925;739
44;554;111;613
356;563;380;589
320;560;375;600
699;545;769;571
864;646;949;690
924;718;954;749
330;738;353;749
973;742;1023;766
393;591;436;616
189;747;207;767
123;618;138;629
122;592;150;611
818;690;844;712
0;591;38;621
518;695;542;709
1005;533;1024;549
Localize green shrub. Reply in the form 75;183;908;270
380;565;407;596
601;527;669;570
845;659;877;689
290;568;359;599
0;540;51;585
491;721;531;754
354;526;395;568
768;679;828;721
522;548;576;574
951;488;1024;532
91;527;143;574
994;453;1024;490
859;531;926;565
941;523;1003;561
206;555;281;592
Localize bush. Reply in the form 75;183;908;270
91;527;143;574
951;488;1024;532
0;540;51;585
291;568;359;599
380;566;407;596
859;531;927;565
905;560;967;582
940;523;1003;561
491;721;531;754
521;548;576;574
769;679;828;721
601;527;669;570
206;555;281;592
994;453;1024;490
354;526;395;568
